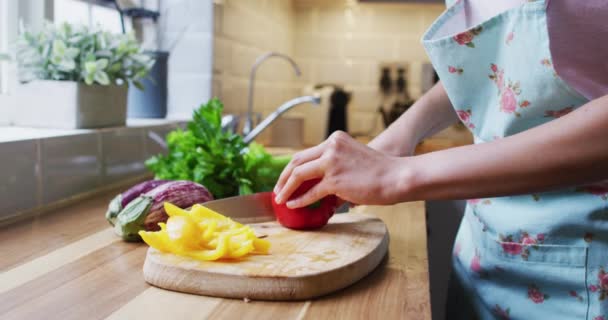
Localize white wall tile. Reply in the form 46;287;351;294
230;43;263;78
160;0;190;34
343;35;398;61
160;0;213;33
315;7;373;34
350;110;383;136
368;6;427;36
314;60;373;86
293;57;315;84
167;74;213;119
295;33;343;59
213;37;231;73
349;86;382;112
397;35;430;62
161;0;214;120
295;9;313;34
0;95;15;125
220;77;249;114
166;32;214;75
221;3;261;47
188;0;214;33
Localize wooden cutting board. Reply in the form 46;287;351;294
142;213;389;301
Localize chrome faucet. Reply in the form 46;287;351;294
243;94;321;144
243;52;302;135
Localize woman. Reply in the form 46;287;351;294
274;0;608;319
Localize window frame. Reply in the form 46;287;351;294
0;0;134;95
0;0;19;95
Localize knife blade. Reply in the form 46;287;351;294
202;192;276;224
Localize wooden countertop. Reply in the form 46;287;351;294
0;127;471;320
0;189;430;320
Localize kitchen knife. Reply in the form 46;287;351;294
202;192;276;224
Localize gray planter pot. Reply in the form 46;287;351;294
127;51;168;119
15;80;128;129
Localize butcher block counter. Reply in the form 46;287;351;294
0;127;472;320
0;191;429;320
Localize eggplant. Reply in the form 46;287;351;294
113;180;214;241
106;179;170;226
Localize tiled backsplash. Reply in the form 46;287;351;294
159;0;214;120
0;122;180;222
212;0;301;123
212;0;444;142
0;140;40;217
41;133;102;205
294;1;444;136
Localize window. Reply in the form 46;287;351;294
54;0;132;33
0;0;12;94
0;0;18;95
0;1;5;93
0;0;133;96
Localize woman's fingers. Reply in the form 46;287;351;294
274;158;324;204
274;142;325;193
286;180;330;209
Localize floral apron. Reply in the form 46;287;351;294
422;1;608;319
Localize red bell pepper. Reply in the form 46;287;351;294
271;179;338;230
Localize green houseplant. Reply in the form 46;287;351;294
12;22;154;129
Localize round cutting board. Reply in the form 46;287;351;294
142;213;389;300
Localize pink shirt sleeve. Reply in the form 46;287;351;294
547;0;608;100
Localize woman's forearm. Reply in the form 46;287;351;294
368;81;459;156
399;95;608;201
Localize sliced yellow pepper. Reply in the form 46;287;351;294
228;240;254;258
253;238;271;254
184;234;229;261
140;202;270;261
202;220;217;241
164;202;189;217
139;231;169;252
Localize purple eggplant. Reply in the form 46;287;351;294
113;180;213;241
106;179;170;226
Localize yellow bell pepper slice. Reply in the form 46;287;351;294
185;234;229;261
228;240;254;258
253;238;270;254
164;202;189;217
202;220;217;241
140;202;270;261
192;204;230;221
166;215;201;249
139;230;169;252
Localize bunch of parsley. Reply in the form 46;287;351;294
145;98;290;199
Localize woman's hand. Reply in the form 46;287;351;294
273;131;411;209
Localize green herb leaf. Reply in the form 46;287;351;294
94;71;110;85
84;61;97;73
96;58;109;70
145;98;291;199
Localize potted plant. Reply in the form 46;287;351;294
12;22;154;129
